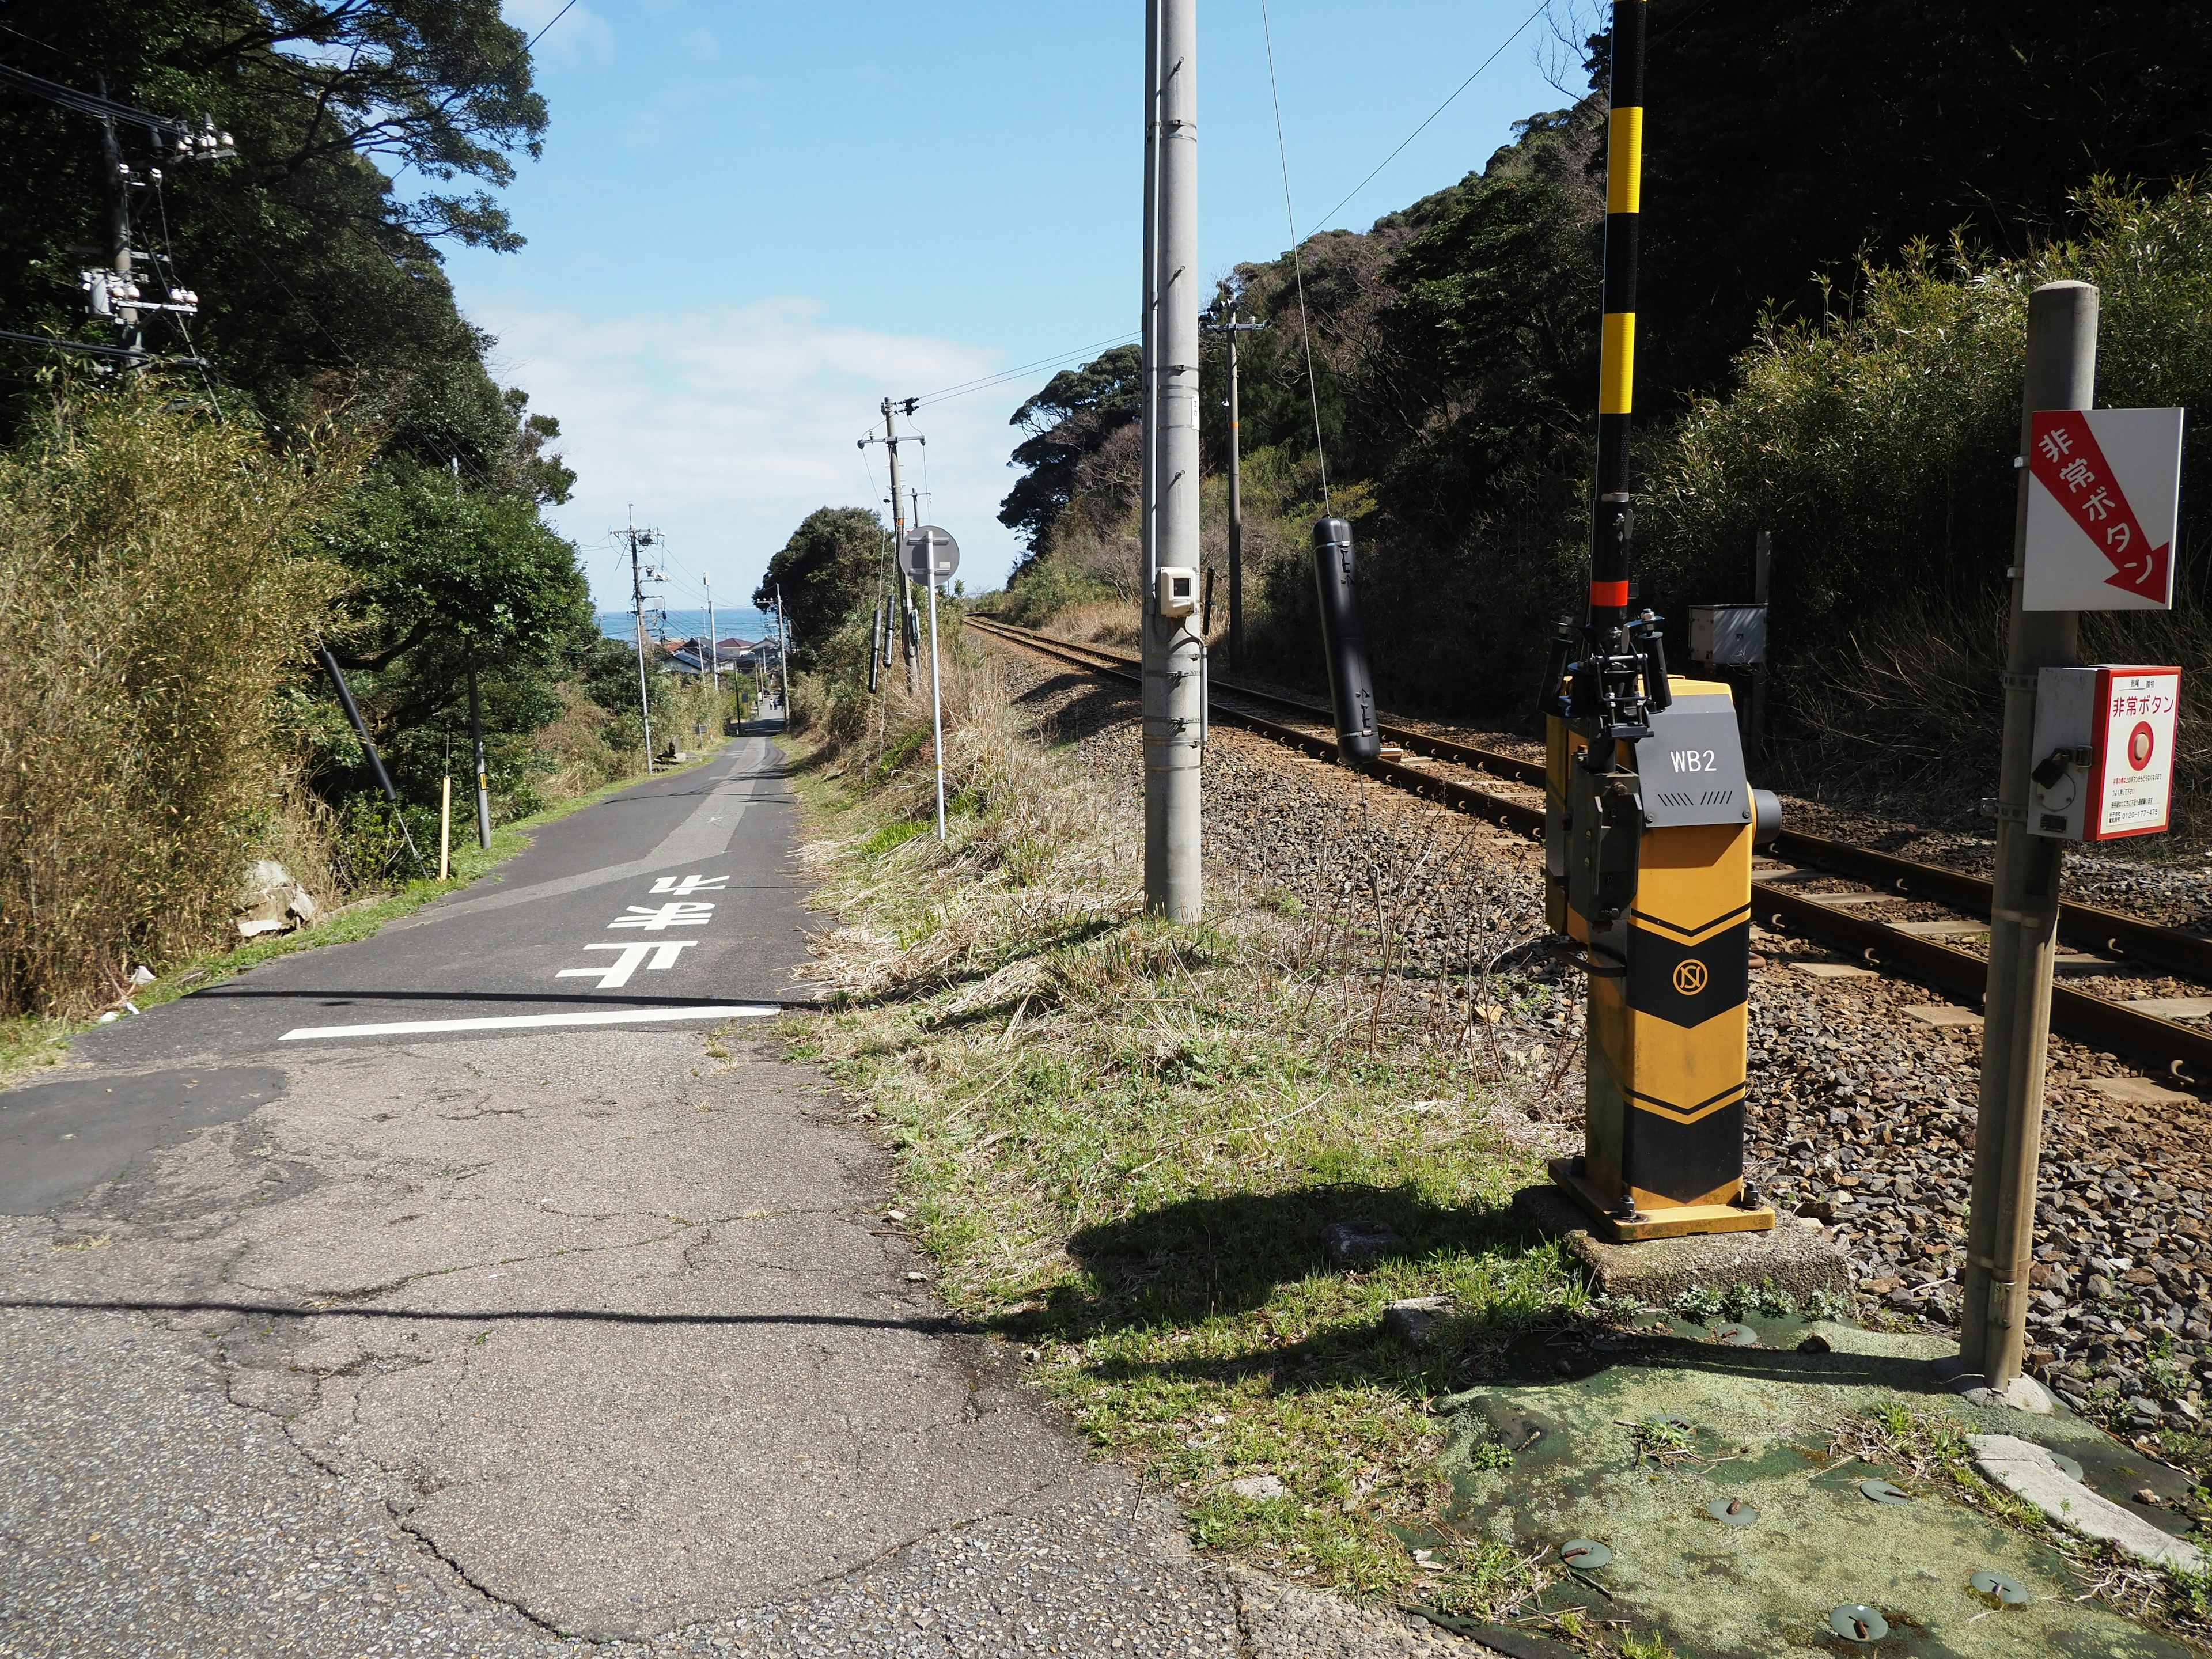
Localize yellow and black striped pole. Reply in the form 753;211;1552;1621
1588;0;1645;636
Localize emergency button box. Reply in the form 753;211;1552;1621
2029;665;2180;842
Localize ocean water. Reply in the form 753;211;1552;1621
599;608;779;646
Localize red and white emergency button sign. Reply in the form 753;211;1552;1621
2025;408;2183;611
2090;667;2180;840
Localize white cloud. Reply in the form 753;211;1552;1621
471;296;1030;607
679;26;720;61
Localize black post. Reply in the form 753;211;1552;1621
1311;517;1381;764
318;646;423;870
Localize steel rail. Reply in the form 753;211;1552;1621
967;613;2209;1082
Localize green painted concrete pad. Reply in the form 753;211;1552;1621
1435;1321;2199;1657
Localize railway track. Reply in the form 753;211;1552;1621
966;612;2212;1084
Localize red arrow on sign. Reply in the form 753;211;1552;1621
2029;411;2170;600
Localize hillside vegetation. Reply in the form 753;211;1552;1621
984;7;2212;812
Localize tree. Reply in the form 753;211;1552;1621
0;1;549;437
998;345;1142;550
755;507;889;667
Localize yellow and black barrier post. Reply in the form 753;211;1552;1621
1540;0;1781;1242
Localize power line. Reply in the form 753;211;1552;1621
1308;0;1550;232
911;332;1139;408
1257;0;1330;509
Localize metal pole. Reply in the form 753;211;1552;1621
1140;0;1160;606
1225;319;1244;672
94;77;143;366
466;652;492;849
927;546;946;840
438;773;452;880
1143;0;1202;921
1749;530;1772;765
1957;280;2097;1403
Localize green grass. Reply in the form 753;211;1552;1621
0;748;722;1086
779;700;1588;1627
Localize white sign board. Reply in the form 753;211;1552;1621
2024;408;2183;611
900;525;959;583
2089;667;2180;840
2029;664;2180;842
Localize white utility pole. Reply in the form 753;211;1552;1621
623;507;661;773
775;585;792;718
859;399;923;694
1142;0;1204;921
703;571;719;704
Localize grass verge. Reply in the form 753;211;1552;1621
778;658;1585;1623
0;747;724;1086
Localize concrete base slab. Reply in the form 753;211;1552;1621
1516;1184;1850;1308
2128;997;2212;1020
2092;1074;2196;1104
1906;1004;1984;1028
1792;961;1877;979
1434;1328;2196;1657
1969;1434;2206;1571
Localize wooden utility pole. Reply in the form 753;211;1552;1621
1957;281;2099;1406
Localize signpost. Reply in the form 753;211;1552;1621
2024;407;2183;611
900;526;960;840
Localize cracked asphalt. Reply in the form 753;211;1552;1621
0;734;1460;1657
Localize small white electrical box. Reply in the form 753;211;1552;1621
1157;566;1199;618
1688;603;1767;666
2028;664;2181;842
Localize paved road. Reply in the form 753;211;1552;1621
73;732;813;1070
0;734;1455;1657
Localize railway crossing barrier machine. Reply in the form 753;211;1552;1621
1539;0;1782;1243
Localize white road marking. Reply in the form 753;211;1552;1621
609;901;714;931
425;739;767;921
650;873;729;895
556;940;696;989
278;1005;779;1041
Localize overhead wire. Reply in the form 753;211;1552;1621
1256;0;1330;510
911;332;1139;410
1307;0;1551;232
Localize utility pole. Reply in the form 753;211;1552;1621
1202;304;1265;672
1956;280;2099;1408
859;399;923;694
1142;0;1204;921
465;648;492;849
774;586;792;717
93;78;143;365
704;570;719;707
620;508;662;773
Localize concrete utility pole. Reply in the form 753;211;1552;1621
1141;0;1204;921
859;400;923;694
704;571;718;705
1957;281;2099;1404
774;586;793;717
622;508;661;774
1202;305;1265;671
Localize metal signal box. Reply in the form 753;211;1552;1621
1157;566;1199;618
1545;681;1778;1241
2028;666;2180;843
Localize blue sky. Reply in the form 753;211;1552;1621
448;1;1586;610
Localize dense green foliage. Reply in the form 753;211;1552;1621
755;506;893;668
998;7;2212;794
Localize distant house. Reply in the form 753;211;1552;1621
658;636;780;677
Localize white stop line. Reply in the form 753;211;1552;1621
279;1005;782;1041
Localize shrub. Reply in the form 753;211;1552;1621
0;386;346;1016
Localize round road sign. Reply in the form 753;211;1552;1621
901;525;960;582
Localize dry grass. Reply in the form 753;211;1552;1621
0;387;350;1018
